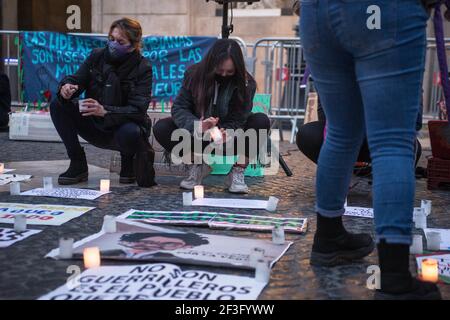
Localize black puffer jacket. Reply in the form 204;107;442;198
59;48;153;134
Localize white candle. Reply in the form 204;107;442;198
410;235;423;255
266;197;279;212
10;182;21;196
84;247;101;269
100;179;110;193
210;127;223;145
14;214;27;232
0;163;4;174
255;259;271;283
103;215;117;234
183;192;193;206
59;238;74;259
421;259;439;283
249;247;265;267
43;177;53;191
427;232;442;251
413;208;427;229
194;186;204;199
78;99;88;113
421;200;432;216
272;226;286;245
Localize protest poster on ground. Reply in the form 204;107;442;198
416;254;450;284
47;220;292;270
38;263;267;301
118;210;308;234
0;174;33;186
424;229;450;251
0;228;42;248
0;203;95;226
20;188;109;200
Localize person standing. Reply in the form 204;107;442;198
0;72;11;132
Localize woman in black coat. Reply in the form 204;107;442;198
153;39;270;194
50;18;156;188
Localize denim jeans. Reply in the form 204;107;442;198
300;0;429;244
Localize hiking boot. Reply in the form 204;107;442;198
225;166;249;194
58;148;88;185
120;153;136;184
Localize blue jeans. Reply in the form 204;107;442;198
300;0;429;245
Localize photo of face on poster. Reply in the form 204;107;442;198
47;221;292;270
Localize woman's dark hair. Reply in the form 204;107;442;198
109;18;143;52
185;39;253;115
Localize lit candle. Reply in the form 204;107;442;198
10;182;21;196
210;127;223;145
59;238;74;259
272;225;286;245
421;259;439;283
43;177;53;191
410;235;423;255
0;163;4;174
413;208;427;229
249;247;265;267
421;200;432;216
427;232;441;251
83;247;101;269
266;197;279;212
194;186;204;199
103;215;117;234
183;192;193;206
100;179;110;193
255;259;271;283
14;214;27;232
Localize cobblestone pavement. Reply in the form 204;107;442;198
0;131;449;300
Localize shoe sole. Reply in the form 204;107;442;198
58;172;89;186
228;187;249;194
310;241;375;267
374;290;442;300
119;177;136;184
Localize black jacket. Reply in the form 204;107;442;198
0;73;11;124
58;48;153;134
172;71;257;134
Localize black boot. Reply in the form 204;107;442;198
58;148;89;185
375;240;442;300
120;153;136;184
310;214;374;266
134;140;157;188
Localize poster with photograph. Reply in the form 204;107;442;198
118;210;307;233
47;220;292;270
39;263;267;301
0;228;42;248
0;203;95;226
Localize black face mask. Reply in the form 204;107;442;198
215;74;233;85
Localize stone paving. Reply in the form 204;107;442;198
0;130;449;300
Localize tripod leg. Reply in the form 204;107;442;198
279;154;293;177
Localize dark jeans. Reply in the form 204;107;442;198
50;99;145;158
153;113;271;161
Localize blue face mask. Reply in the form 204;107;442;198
107;40;132;60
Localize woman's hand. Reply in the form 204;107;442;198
60;84;79;100
81;98;107;118
200;117;219;133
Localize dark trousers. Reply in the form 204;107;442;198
50;99;145;158
297;121;422;167
153;113;271;160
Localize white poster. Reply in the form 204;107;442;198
39;263;267;301
0;174;33;186
0;227;42;248
20;188;110;200
47;221;292;270
192;198;272;210
0;203;95;226
424;229;450;251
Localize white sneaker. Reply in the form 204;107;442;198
226;166;249;194
180;164;212;190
